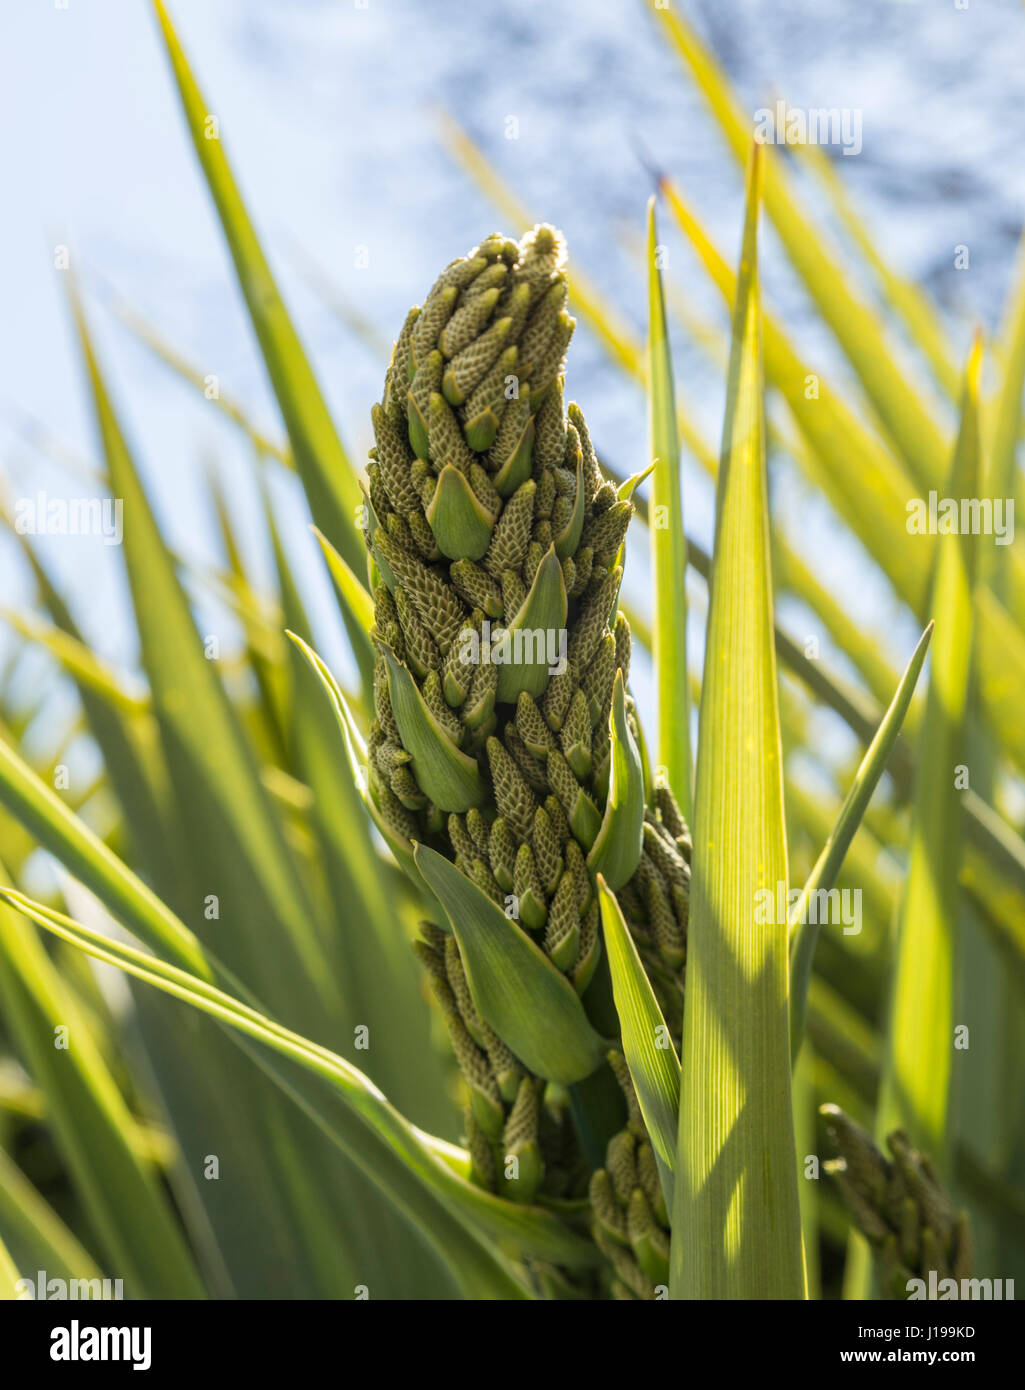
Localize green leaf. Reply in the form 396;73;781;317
554;456;586;559
209;472;291;768
658;175;932;619
0;610;147;717
100;280;291;466
271;514;455;1137
0;732;209;978
646;196;692;817
671;152;805;1299
681;531;1025;924
0;859;206;1298
309;524;376;698
426;465;496;560
3;528;345;1298
492;544;569;703
379;641;489;811
650;3;951;497
0;886;540;1298
975;587;1025;775
793;139;958;402
284;632;427;900
988;234;1025;583
311;525;375;631
151;0;365;578
792;1043;822;1299
617;460;656;502
361;484;397;592
789;621;934;1059
413;843;607;1085
587;671;645;889
597;877;679;1208
876;339;982;1176
492;414;535;496
68;287;336;1029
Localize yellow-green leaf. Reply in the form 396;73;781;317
876;339;982;1175
413;843;607;1085
671;151;805;1300
647;196;692;817
598;876;680;1207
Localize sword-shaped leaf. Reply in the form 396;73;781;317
413;843;607;1085
876;339;983;1176
379;641;489;811
789;621;933;1058
598;876;680;1208
646;196;692;817
587;672;645;890
671;151;805;1300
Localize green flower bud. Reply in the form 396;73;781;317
364;227;692;1241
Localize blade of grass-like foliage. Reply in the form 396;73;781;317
22;410;424;1290
646;197;692;815
972;243;1025;1257
597;877;679;1207
770;537;905;714
151;1;365;578
792;1044;821;1299
269;507;464;1290
650;1;951;495
0;793;289;1286
651;16;1025;633
792;140;959;401
0;860;206;1298
208;469;290;766
786;777;897;963
658;174;931;617
0;1144;102;1285
1;532;342;1297
68;286;338;1030
285;631;427;897
310;525;376;698
973;588;1025;792
3;525;179;887
672;151;805;1299
311;525;375;631
0;610;147;717
958;811;1025;991
97;277;290;467
789;621;933;1058
0;888;596;1284
607;405;913;721
682;530;1025;918
971;235;1025;1116
0;732;208;976
876;339;982;1174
